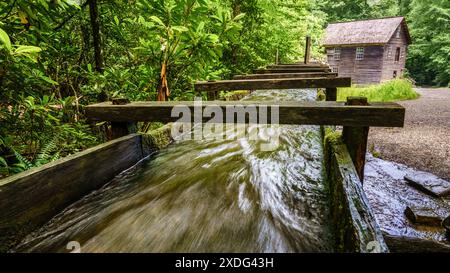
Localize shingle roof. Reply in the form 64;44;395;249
323;17;411;46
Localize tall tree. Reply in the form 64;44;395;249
88;0;104;73
406;0;450;86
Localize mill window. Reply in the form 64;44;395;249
333;48;341;61
395;47;401;62
356;47;364;60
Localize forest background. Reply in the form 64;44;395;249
0;0;448;176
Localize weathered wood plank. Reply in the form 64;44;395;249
194;77;351;92
110;98;136;140
233;72;337;80
254;67;331;74
304;36;311;64
384;234;450;253
404;174;450;198
325;133;389;252
342;97;370;183
325;87;337;101
276;62;328;67
0;134;144;252
85;100;405;127
404;206;444;226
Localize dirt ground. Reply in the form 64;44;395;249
368;88;450;181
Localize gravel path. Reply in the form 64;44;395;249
368;88;450;181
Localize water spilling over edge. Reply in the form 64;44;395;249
14;89;335;253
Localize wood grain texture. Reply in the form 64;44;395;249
325;133;389;252
327;46;384;85
304;36;311;64
384;234;450;253
194;77;351;92
342;97;370;183
254;67;331;74
0;135;144;252
381;26;408;81
233;72;337;80
325;87;337;101
267;64;329;69
85;101;405;127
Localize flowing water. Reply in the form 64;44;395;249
14;89;334;253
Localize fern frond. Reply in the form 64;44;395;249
12;149;34;170
36;135;59;165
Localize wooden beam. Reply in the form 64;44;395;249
304;36;311;64
233;72;337;80
277;62;328;66
325;87;337;101
254;68;332;74
0;134;144;252
110;98;136;140
342;97;370;183
194;77;351;92
267;64;329;69
85;100;405;128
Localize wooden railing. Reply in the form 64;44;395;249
86;64;405;183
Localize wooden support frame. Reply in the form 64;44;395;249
267;64;329;69
195;77;351;92
304;36;311;64
342;97;370;183
85;100;405;128
254;67;331;74
110;99;136;140
325;87;337;101
233;72;337;80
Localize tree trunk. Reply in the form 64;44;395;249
157;61;170;101
230;1;241;66
88;0;104;73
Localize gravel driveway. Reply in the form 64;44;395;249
368;88;450;181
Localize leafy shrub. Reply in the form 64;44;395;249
337;79;420;102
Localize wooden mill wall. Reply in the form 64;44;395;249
381;25;409;81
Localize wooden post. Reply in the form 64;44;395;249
207;91;217;101
325;87;337;101
304;36;311;64
110;98;136;140
342;97;369;183
276;49;279;65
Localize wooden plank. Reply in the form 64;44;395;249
233;72;337;80
194;77;351;92
110;98;136;140
304;36;311;64
325;134;389;252
0;134;144;252
255;67;331;74
325;87;337;101
276;62;328;67
444;216;450;233
85;100;405;127
342;97;370;183
384;235;450;253
267;65;330;69
404;175;450;198
404;206;444;226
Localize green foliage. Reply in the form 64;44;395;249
0;95;99;175
319;0;399;22
337;79;419;102
0;0;447;178
406;0;450;86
